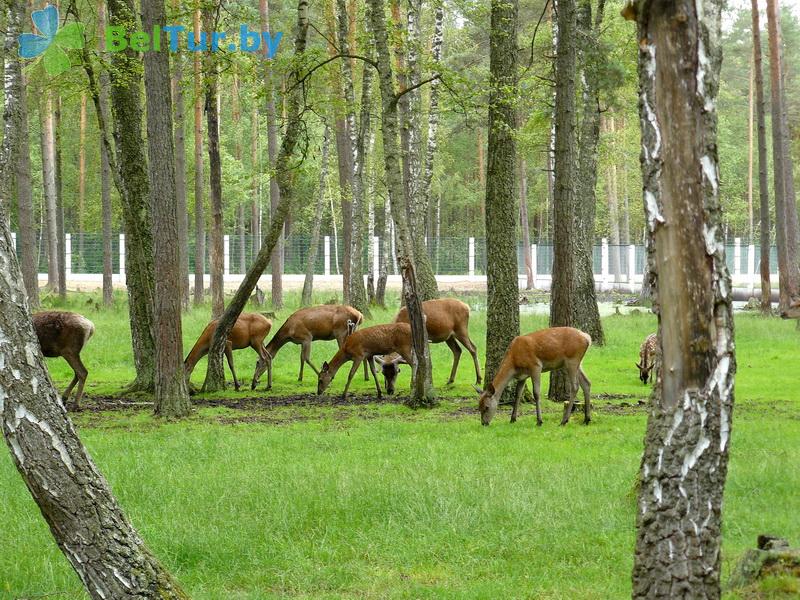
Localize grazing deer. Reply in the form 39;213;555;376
475;327;592;427
33;311;95;410
184;312;272;391
780;297;800;319
376;298;481;394
636;333;659;384
251;304;363;390
317;323;413;399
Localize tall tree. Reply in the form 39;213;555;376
202;0;309;392
78;93;87;263
98;0;114;307
302;127;330;306
369;0;435;407
204;1;224;318
107;0;158;393
765;0;799;310
40;95;59;292
233;71;246;274
251;105;261;256
484;0;520;404
193;2;205;306
54;97;66;299
260;0;284;309
142;0;191;416
519;157;533;290
752;0;771;313
172;0;189;309
629;1;735;597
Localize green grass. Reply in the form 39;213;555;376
2;292;799;598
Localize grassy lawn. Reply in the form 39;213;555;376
2;292;799;599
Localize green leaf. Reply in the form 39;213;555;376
54;22;85;49
42;45;70;75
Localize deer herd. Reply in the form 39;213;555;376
30;295;800;423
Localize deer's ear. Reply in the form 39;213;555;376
635;362;642;369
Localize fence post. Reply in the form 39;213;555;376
324;235;330;276
223;235;230;276
119;234;126;278
65;234;72;276
628;244;636;286
468;237;475;277
373;236;380;276
747;243;756;292
734;237;741;278
531;244;537;287
601;237;609;289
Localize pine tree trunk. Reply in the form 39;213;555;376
98;0;113;307
107;0;157;394
519;157;533;290
484;0;520;403
232;72;246;275
261;0;283;310
143;0;191;417
369;0;435;408
631;2;735;596
40;95;59;292
78;93;87;266
172;0;189;310
302;128;330;306
54;97;66;299
193;3;205;306
766;0;800;310
251;106;261;257
747;57;755;242
203;0;309;393
422;1;444;267
752;0;771;313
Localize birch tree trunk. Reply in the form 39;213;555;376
98;0;113;307
203;4;224;319
40;95;59;292
251;105;261;256
747;57;754;242
376;196;389;307
369;0;435;407
261;0;284;310
484;0;520;404
143;0;191;417
302;127;330;306
203;0;309;393
766;0;800;310
193;3;205;306
233;72;246;275
519;157;533;290
630;2;735;597
54;97;66;299
172;0;189;310
751;0;771;313
78;93;87;264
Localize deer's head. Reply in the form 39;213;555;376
475;383;498;426
375;354;403;395
635;362;652;384
251;352;272;390
317;361;333;395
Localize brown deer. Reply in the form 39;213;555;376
184;312;272;391
780;297;800;319
317;323;413;399
475;327;592;427
33;311;95;410
636;333;659;384
376;298;481;394
251;304;364;390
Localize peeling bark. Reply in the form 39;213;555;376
631;1;735;597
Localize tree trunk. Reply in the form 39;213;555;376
752;0;771;314
369;0;435;408
336;0;370;315
78;93;87;266
11;69;38;307
232;72;246;275
747;56;755;243
54;97;66;299
203;4;224;318
143;0;191;416
376;195;389;307
519;157;533;290
40;95;59;292
172;0;189;310
405;0;439;302
261;0;283;310
251;105;261;257
302;127;330;306
202;0;309;393
630;2;735;597
766;0;800;310
99;0;113;307
484;0;520;403
107;0;157;394
193;3;205;306
607;116;622;281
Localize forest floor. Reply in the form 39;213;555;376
2;291;799;599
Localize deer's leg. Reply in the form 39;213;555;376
510;379;526;423
363;358;370;381
560;364;580;426
367;357;383;398
579;367;592;424
532;371;543;426
225;343;240;391
342;360;361;400
62;352;88;410
300;340;320;381
455;330;482;384
444;337;462;385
